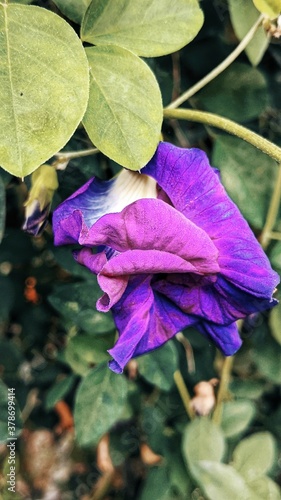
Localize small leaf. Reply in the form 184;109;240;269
74;362;128;446
253;334;281;383
0;4;89;177
228;0;269;65
198;63;268;122
190;461;256;500
138;342;178;391
252;0;281;19
64;333;114;376
48;282;115;335
232;432;276;481
81;0;204;57
83;45;163;170
269;302;281;345
45;375;77;411
139;466;172;500
182;417;225;467
212;136;277;230
52;0;91;24
220;400;256;438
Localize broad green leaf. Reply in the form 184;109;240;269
198;63;268;122
212;136;277;230
48;282;115;335
74;362;128;446
228;0;269;65
0;177;5;243
221;400;256;438
52;0;91;24
44;375;77;411
230;379;265;400
138;342;178;391
252;0;281;19
83;45;162;170
190;461;257;500
0;379;22;442
232;432;276;481
0;4;89;177
64;333;114;376
139;466;172;500
249;476;281;499
269;301;281;344
182;417;225;468
253;334;281;383
81;0;204;57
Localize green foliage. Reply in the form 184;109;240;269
220;400;256;438
198;63;268;122
81;0;204;57
228;0;269;66
52;0;91;24
182;417;225;465
0;3;89;177
232;432;276;480
44;374;77;411
138;342;178;391
74;362;129;446
252;0;281;19
212;136;277;229
83;45;163;170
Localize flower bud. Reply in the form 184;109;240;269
23;165;58;236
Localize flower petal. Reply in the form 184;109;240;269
196;320;242;356
143;142;279;299
53;169;157;245
108;274;197;373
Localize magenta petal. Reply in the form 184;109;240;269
108;275;197;373
143;142;279;299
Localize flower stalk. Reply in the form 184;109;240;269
212;356;234;425
174;370;195;420
260;163;281;249
163;108;281;164
166;14;264;109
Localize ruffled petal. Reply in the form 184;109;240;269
108;275;197;373
53;169;157;245
143;142;279;299
196;320;242;356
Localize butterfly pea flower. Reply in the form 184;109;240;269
23;164;58;236
52;142;279;373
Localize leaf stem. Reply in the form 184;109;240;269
174;369;195;420
166;14;264;109
163;108;281;163
55;147;99;160
212;356;233;425
260;163;281;249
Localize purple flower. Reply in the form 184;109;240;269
52;142;279;373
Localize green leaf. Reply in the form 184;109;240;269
0;379;22;443
228;0;269;65
212;136;277;230
182;417;225;467
220;400;256;438
253;334;281;383
81;0;204;57
83;45;162;171
64;333;114;376
269;242;281;272
232;432;276;481
252;0;281;19
139;466;172;500
48;282;115;335
198;63;268;122
52;0;91;24
190;461;257;500
138;342;178;391
74;362;128;446
0;4;89;177
44;375;77;411
0;176;5;243
249;476;281;499
269;302;281;345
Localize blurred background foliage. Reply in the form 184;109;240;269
0;0;281;499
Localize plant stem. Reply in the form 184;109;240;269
174;370;195;420
267;231;281;241
163;108;281;164
55;147;99;161
212;356;234;425
166;14;264;109
260;163;281;249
